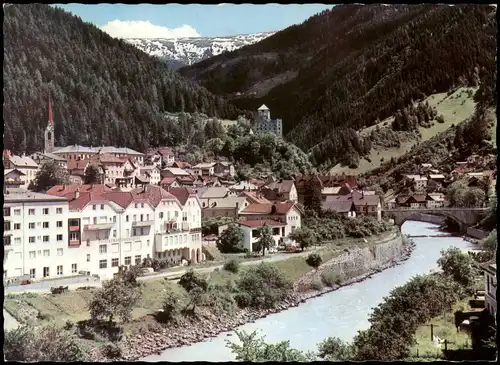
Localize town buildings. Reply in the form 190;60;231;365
3;184;204;283
5;155;39;187
482;260;497;323
253;104;283;137
261;179;298;203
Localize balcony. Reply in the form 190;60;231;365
4;178;24;186
154;234;189;252
181;222;190;231
69;225;81;232
69;239;81;247
132;220;154;228
84;223;114;231
190;227;202;233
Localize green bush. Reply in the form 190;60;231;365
306;253;323;270
223;259;240;273
321;269;345;287
310;280;324;291
235;263;293;309
203;285;239;314
178;269;209;292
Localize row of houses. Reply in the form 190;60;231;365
387;193;447;210
3;184;204;283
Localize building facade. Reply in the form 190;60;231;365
3;184;204;282
254;104;283;137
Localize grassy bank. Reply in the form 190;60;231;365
408;299;474;359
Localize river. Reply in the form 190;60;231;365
142;221;476;362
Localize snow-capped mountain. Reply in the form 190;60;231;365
126;31;276;69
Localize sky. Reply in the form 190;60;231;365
53;3;335;39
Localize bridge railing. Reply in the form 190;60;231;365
384;207;488;212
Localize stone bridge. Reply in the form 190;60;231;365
383;208;488;233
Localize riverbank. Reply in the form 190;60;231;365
116;233;414;361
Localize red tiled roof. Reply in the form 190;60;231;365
90;153;127;165
47;184;114;196
322;200;355;213
172;161;191;168
168;187;195;206
239;191;272;204
131;185;176;207
295;175;357;188
240;202;295;215
161;177;178;185
264;180;295;193
325;191;380;207
238;219;286;228
66;159;89;171
157;147;174;157
248;179;265;187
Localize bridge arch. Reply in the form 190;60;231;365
397;212;465;231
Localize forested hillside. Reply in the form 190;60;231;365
3;4;242;154
180;4;497;167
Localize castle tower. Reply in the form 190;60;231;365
44;93;55;154
257;104;271;121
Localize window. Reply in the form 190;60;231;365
99;245;107;254
43;208;49;215
146;214;150;221
125;256;132;265
43;236;49;242
92;205;96;210
57;265;63;276
57;234;63;241
43;267;50;278
28;208;35;215
57;248;63;256
126;215;129;222
86;254;91;262
72;264;77;273
133;215;137;222
14;237;21;245
14;209;21;216
57;221;63;228
141;203;144;208
135;203;138;208
56;208;63;214
135;255;141;265
29;251;36;259
100;204;104;210
99;260;107;269
159;212;164;219
43;249;50;257
43;222;49;228
29;236;35;243
29;268;36;279
29;222;35;229
140;214;144;221
14;223;21;230
3;207;11;216
111;258;119;267
126;229;130;237
113;216;116;223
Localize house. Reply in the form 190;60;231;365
405;174;428;192
140;165;161;185
67;158;89;179
192;163;216;176
261;180;298;203
481;260;497;323
88;154;139;186
197;187;230;207
294;175;357;205
238;219;287;253
160;177;182;191
6;155;39;187
428;174;446;183
229;181;260;192
248;179;266;188
199;175;223;187
31;152;67;169
387;198;397;210
239;190;272;204
4;169;26;189
146;147;175;167
426;193;446;208
52;145;145;166
325;191;382;220
238;202;302;238
214;162;235;177
161;167;192;179
202;196;249;218
170;161;192;169
322;200;356;218
400;195;427;209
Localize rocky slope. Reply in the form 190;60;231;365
126;32;275;70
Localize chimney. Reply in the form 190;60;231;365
75;188;80;200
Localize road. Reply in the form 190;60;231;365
3;250;314;295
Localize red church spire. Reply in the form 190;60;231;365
48;93;53;126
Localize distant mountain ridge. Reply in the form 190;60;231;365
126;32;276;69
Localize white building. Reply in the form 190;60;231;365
6;155;39;187
31;152;67;170
3;184;204;282
52;145;145;166
3;189;69;281
192;163;216;176
140;165;161;185
405;174;428;192
238;219;287;253
4;169;26;189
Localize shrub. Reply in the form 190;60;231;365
64;320;74;330
179;269;209;292
321;269;345;287
235;263;293;309
156;287;184;324
306;253;323;270
310;280;324;291
223;259;240;273
203;285;238;314
103;343;122;359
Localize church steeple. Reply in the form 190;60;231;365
44;93;55;153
